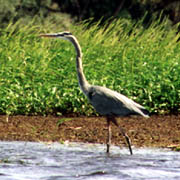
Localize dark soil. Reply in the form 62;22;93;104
0;115;180;149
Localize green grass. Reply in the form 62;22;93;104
0;17;180;115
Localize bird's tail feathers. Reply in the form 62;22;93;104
140;108;150;118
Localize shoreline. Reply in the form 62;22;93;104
0;115;180;150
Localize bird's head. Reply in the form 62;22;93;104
40;31;73;42
40;31;82;56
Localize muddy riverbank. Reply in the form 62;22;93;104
0;115;179;149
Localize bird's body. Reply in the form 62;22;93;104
40;32;149;155
86;85;149;117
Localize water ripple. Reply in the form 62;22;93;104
0;141;180;180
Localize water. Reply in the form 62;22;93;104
0;141;180;180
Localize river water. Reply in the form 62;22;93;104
0;141;180;180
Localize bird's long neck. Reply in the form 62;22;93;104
69;37;90;95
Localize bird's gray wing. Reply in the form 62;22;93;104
87;86;149;117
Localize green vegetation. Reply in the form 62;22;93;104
57;118;73;126
0;17;180;116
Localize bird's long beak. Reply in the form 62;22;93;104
40;33;59;38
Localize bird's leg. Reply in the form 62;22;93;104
118;126;133;155
106;118;112;154
110;116;133;155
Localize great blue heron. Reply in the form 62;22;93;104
40;32;149;155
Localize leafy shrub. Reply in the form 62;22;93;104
0;17;179;115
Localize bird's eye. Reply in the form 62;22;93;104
63;32;72;36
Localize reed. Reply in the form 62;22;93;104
0;17;179;115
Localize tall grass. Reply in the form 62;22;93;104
0;18;180;115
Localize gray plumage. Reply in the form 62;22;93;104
87;85;149;117
41;32;149;155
